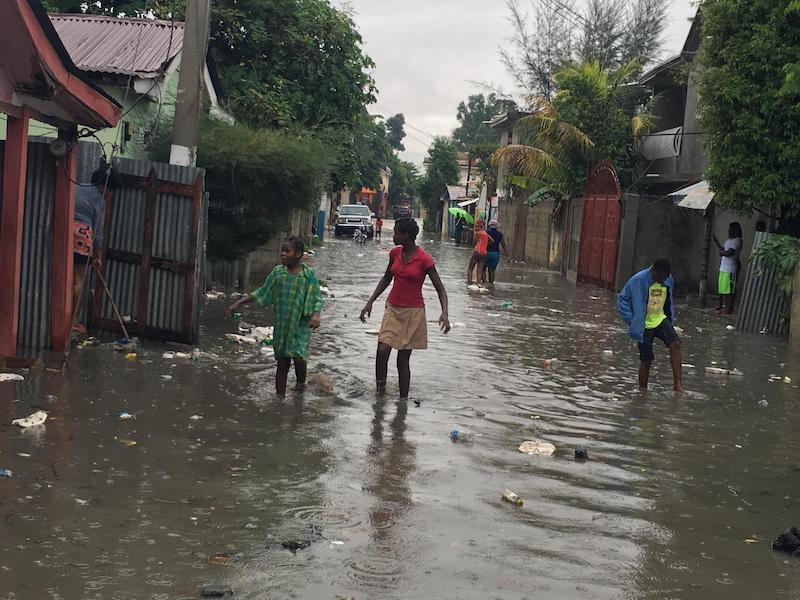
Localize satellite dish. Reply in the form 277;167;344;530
49;138;72;158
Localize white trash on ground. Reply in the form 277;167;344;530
162;351;175;359
466;285;490;294
705;366;743;376
518;440;556;456
251;327;274;343
12;410;48;428
225;333;258;344
0;373;24;382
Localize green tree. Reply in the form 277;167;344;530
697;0;800;218
385;114;406;152
503;0;667;98
469;142;501;190
494;60;653;198
46;0;375;133
418;137;460;230
451;94;517;149
198;120;331;260
387;156;419;206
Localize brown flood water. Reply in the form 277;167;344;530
2;229;800;599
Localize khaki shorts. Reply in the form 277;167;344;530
378;303;428;350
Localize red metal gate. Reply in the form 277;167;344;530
578;161;622;289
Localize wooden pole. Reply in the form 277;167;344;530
699;202;715;307
51;134;78;354
0;110;30;358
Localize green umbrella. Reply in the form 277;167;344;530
448;206;475;224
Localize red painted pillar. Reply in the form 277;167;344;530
0;109;30;358
51;138;77;354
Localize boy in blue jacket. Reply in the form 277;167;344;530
617;258;684;392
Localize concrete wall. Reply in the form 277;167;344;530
677;76;706;182
616;193;764;297
524;200;555;268
213;207;316;290
497;195;563;270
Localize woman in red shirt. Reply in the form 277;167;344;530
467;220;490;285
360;218;450;401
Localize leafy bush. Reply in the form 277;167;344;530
199;120;331;260
751;234;800;296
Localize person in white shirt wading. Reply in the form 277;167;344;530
713;222;743;315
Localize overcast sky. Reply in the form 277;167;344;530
340;0;697;166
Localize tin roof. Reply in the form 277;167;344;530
49;13;184;78
672;180;714;211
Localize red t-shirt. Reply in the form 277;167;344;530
474;230;490;255
386;246;435;308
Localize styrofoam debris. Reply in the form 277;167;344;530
466;285;490;294
225;333;258;344
162;351;175;359
0;373;24;382
518;440;556;456
12;410;48;428
174;352;190;359
251;327;274;343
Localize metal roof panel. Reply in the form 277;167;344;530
49;14;183;77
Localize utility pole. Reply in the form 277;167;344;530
170;0;211;167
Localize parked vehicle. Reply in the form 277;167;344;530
393;202;413;220
335;204;374;238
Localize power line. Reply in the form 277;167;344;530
375;102;437;140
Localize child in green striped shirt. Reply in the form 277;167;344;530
226;237;323;396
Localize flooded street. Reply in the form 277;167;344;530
3;230;800;600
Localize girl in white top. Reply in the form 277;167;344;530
714;222;743;314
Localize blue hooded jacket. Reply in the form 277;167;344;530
617;268;675;343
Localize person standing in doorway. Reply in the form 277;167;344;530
713;222;743;314
617;258;684;392
454;216;464;245
483;220;510;283
359;218;450;402
72;167;115;335
226;237;323;396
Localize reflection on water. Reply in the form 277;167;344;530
2;231;800;599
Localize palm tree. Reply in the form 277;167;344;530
493;59;655;200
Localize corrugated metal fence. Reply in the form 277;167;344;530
736;231;791;336
16;142;56;354
91;156;206;344
14;140;206;353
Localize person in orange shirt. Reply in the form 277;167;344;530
467;220;490;285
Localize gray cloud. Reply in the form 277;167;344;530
343;0;696;165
